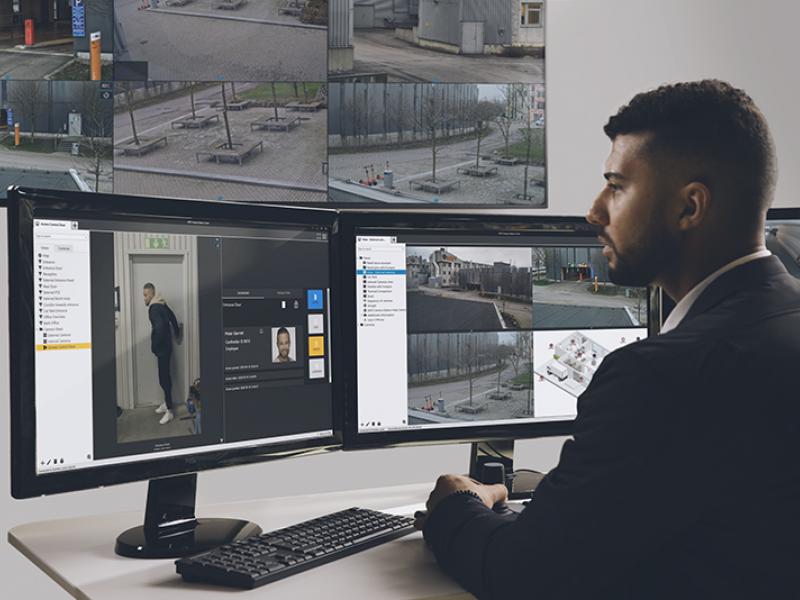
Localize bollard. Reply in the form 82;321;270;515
14;123;20;147
90;32;101;81
24;19;33;47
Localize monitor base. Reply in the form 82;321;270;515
116;518;262;559
114;472;262;559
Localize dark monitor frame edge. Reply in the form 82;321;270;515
7;187;343;499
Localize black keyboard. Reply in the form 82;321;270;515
176;507;416;589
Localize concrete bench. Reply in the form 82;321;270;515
195;139;263;165
214;0;246;9
408;177;461;194
285;101;324;112
249;116;301;132
164;0;192;6
493;156;520;166
454;400;487;414
226;100;252;111
115;136;168;157
170;113;220;129
279;0;305;16
456;165;498;177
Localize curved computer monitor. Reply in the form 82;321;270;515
339;212;659;454
7;188;341;555
765;208;800;279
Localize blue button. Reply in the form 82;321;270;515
307;289;323;310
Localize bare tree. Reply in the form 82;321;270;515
493;84;526;159
118;81;140;146
9;80;47;143
469;100;502;168
271;81;280;121
495;344;513;392
79;82;112;191
412;85;450;182
220;83;233;149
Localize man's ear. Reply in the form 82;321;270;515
677;181;711;232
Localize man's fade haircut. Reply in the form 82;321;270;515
143;283;155;292
277;327;290;339
604;79;776;221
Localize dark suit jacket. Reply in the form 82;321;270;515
423;256;800;599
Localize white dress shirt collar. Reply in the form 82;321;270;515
660;250;771;334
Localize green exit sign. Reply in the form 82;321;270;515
146;237;170;250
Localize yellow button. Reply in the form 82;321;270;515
308;336;325;357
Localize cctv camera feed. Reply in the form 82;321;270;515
33;215;332;475
765;218;800;280
356;232;648;433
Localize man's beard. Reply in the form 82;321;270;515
606;227;677;287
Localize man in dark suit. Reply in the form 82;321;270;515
417;80;800;598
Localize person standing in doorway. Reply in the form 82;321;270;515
143;283;181;425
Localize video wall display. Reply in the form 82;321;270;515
4;1;550;208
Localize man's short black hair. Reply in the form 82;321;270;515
277;327;290;338
143;282;155;292
604;79;776;219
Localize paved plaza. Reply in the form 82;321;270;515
350;30;545;83
115;0;326;80
329;125;546;205
408;366;534;424
113;85;327;203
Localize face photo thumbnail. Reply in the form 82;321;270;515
272;326;297;363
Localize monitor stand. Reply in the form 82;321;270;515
115;473;262;559
468;439;544;500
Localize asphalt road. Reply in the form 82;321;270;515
0;48;72;79
407;292;503;333
532;302;636;329
352;29;545;83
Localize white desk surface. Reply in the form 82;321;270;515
8;483;475;600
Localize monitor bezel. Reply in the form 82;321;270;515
338;210;658;450
8;187;344;499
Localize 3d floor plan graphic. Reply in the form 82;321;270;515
535;331;609;398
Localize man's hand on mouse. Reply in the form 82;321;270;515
414;474;508;530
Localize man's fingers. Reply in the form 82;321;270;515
490;483;509;504
413;510;427;531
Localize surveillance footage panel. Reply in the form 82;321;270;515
114;0;327;81
406;246;534;333
531;246;648;329
0;81;114;197
329;0;545;83
0;0;113;80
328;82;546;207
765;219;800;279
112;81;328;203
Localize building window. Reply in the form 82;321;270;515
521;2;543;27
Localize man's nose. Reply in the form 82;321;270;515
586;191;607;226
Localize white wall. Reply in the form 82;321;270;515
4;0;800;596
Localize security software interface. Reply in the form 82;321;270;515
356;230;648;433
765;219;800;280
34;215;332;474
